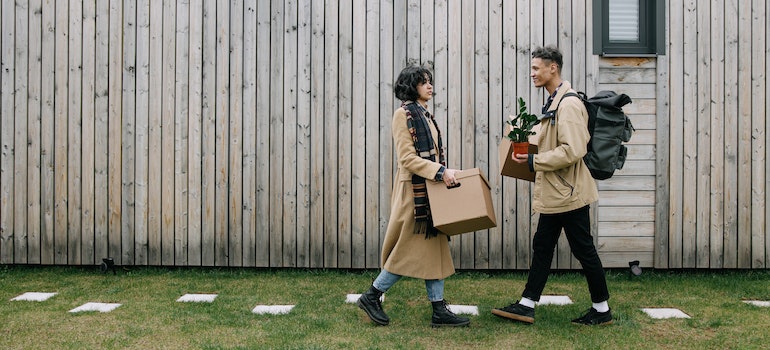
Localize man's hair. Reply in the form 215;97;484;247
532;45;563;72
394;65;433;102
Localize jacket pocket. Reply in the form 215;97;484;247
541;171;575;205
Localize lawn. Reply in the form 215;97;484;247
1;265;769;349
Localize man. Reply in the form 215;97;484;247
492;46;612;326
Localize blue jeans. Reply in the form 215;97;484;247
372;269;445;302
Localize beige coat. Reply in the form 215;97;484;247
381;105;456;280
532;81;599;214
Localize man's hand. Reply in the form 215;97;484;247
512;153;528;164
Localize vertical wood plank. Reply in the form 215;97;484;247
364;0;381;268
81;0;96;265
501;0;517;269
0;0;13;264
751;0;766;268
121;0;135;266
667;0;684;268
187;0;203;266
200;0;216;266
295;0;311;267
708;0;724;268
68;0;83;265
378;0;395;266
405;0;418;65
350;0;365;268
309;0;325;267
681;0;696;268
515;0;531;269
736;0;752;268
473;0;489;269
241;0;256;267
323;0;338;267
228;0;242;267
54;0;69;264
147;0;163;265
696;0;711;268
281;0;297;267
723;0;738;268
269;0;284;267
93;0;109;264
13;0;29;263
337;0;352;268
27;0;43;264
255;0;270;266
174;0;189;266
766;0;770;268
134;0;149;265
487;0;503;269
459;0;474;269
161;0;176;265
214;0;229;266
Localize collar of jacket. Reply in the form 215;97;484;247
538;80;573;121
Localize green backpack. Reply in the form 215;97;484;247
560;90;634;180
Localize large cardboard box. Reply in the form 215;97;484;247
425;168;497;236
499;124;538;182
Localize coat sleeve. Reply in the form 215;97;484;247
392;108;444;180
532;100;590;172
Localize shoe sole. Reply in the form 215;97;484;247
571;319;613;326
491;309;534;324
430;320;471;328
357;299;389;326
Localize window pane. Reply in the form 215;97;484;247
609;0;639;42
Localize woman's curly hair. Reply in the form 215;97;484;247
394;65;433;102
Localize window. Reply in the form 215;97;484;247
593;0;665;56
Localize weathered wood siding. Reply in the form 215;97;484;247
0;0;767;269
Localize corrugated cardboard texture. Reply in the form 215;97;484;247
426;168;497;236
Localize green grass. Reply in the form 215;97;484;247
1;266;769;349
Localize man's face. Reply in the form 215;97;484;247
530;57;558;88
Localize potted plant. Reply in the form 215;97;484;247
505;97;539;156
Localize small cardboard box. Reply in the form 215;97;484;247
426;168;497;236
499;123;538;182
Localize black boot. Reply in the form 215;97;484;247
357;285;389;326
431;300;470;327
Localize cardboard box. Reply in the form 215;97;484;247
498;139;538;182
425;168;497;236
499;122;539;182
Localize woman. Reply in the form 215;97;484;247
357;65;469;328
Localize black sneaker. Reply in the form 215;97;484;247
491;301;535;324
571;307;613;325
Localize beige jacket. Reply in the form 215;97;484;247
531;81;599;214
380;105;455;280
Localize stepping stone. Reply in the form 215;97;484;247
743;300;770;307
640;308;690;319
536;295;573;305
345;293;384;303
252;304;295;315
176;294;218;303
11;292;58;302
447;304;479;315
69;302;122;313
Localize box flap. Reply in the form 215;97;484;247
456;168;490;189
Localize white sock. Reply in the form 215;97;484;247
519;297;535;308
592;301;609;313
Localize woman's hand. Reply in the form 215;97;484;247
442;168;460;187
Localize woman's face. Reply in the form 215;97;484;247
415;75;433;104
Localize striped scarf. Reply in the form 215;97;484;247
403;101;446;239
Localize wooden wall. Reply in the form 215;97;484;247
0;0;767;270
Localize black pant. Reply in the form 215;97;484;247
522;205;610;303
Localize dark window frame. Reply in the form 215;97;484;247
593;0;665;57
